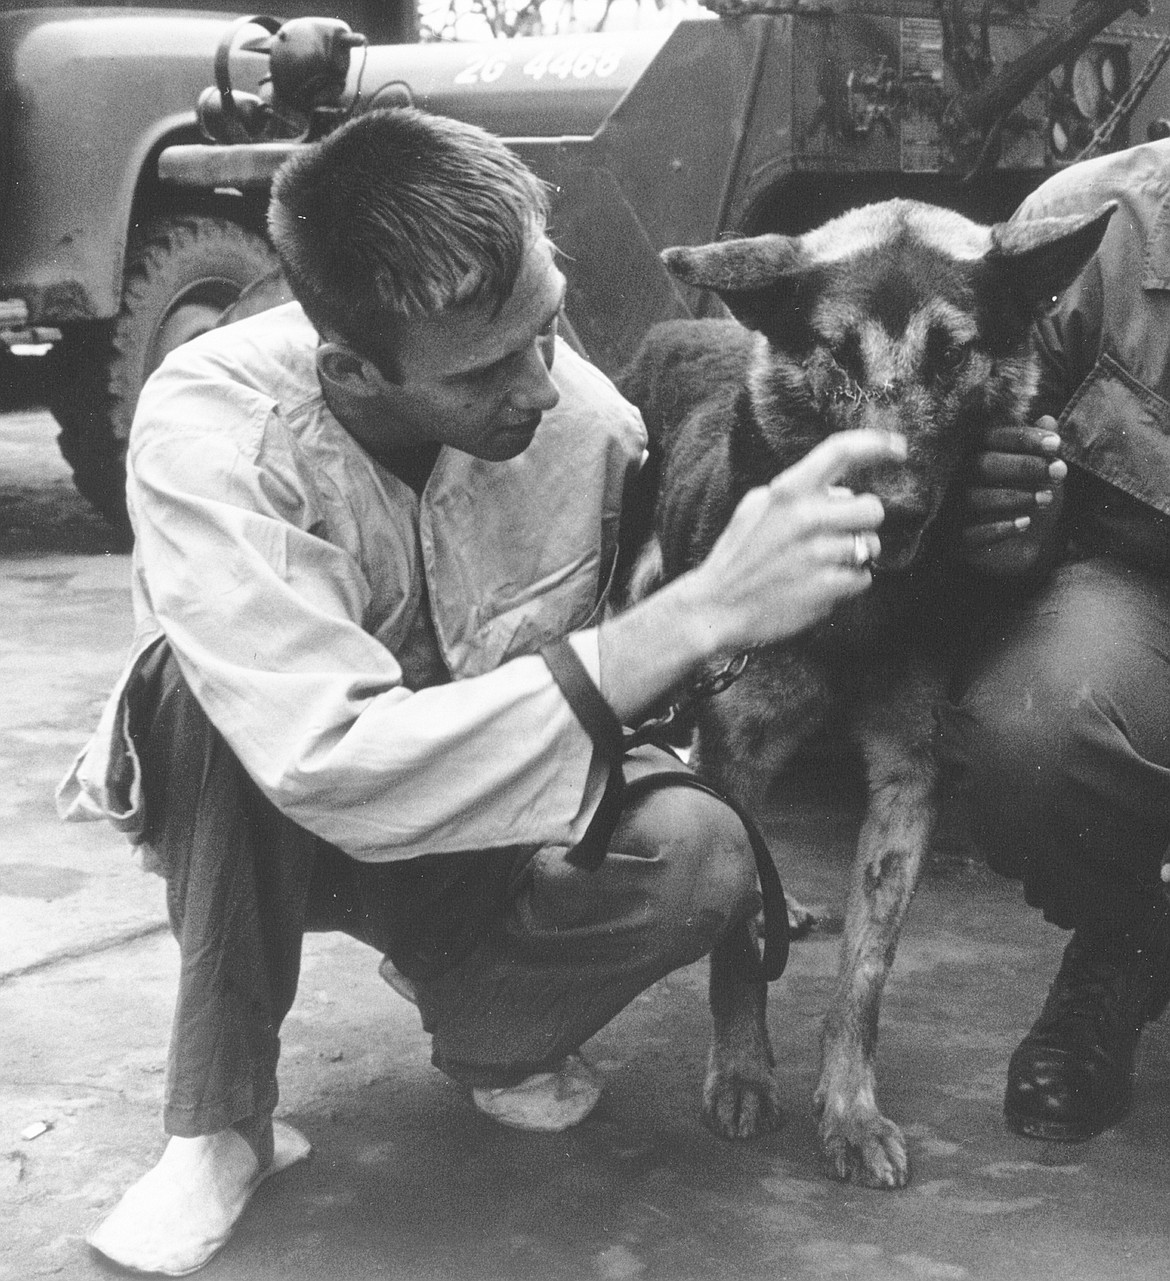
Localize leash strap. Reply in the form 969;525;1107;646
540;639;790;982
539;639;626;872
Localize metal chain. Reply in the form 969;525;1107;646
1075;34;1170;159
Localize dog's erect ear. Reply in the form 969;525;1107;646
986;201;1116;314
661;235;806;332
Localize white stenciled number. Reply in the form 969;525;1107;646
522;48;621;81
455;56;506;85
547;52;575;79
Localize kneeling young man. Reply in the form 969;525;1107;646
60;107;901;1275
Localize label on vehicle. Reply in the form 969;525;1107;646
453;47;622;86
899;17;943;81
900;17;944;172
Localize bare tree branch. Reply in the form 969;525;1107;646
419;0;700;42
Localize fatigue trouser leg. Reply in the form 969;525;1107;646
937;556;1170;931
939;556;1170;1138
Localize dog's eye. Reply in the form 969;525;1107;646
927;331;970;376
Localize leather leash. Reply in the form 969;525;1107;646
541;639;790;983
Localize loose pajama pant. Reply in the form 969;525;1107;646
128;645;762;1135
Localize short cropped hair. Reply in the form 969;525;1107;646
268;107;550;371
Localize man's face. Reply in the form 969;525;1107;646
379;237;566;462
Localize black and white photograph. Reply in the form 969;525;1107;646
4;0;1170;1276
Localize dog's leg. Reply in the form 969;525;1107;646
814;715;936;1189
694;678;820;1142
704;915;782;1138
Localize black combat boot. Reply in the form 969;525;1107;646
1004;906;1170;1142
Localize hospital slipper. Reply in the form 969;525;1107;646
472;1052;603;1132
87;1119;311;1276
378;955;419;1006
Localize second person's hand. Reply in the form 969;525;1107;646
960;415;1066;576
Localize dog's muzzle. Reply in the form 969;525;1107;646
825;368;902;408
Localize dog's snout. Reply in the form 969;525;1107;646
848;457;917;507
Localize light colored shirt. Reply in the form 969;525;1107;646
58;302;647;860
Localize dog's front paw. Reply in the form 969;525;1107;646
815;1097;910;1189
701;1047;783;1140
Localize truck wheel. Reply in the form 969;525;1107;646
51;215;279;528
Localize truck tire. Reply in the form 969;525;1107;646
51;215;278;528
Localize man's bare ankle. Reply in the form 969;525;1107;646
231;1114;274;1169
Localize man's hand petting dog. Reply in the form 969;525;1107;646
960;414;1067;577
679;428;905;653
599;428;902;727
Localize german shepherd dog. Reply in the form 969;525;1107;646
619;198;1113;1188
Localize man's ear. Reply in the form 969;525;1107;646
316;342;396;395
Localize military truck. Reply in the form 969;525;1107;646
0;1;411;523
9;0;1170;523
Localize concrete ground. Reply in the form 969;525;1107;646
2;359;1168;1281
